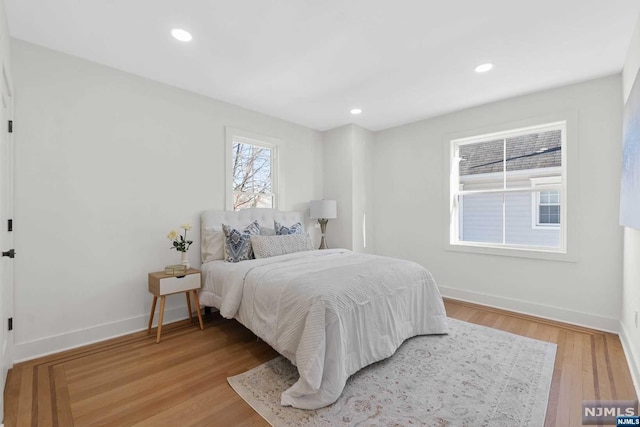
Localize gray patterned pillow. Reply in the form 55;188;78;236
250;234;313;259
274;221;304;235
222;221;260;262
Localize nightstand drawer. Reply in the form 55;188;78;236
149;271;201;295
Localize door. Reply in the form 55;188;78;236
0;63;14;422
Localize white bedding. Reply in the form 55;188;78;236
202;249;448;409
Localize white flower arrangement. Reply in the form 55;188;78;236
167;223;193;253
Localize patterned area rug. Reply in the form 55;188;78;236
228;318;556;426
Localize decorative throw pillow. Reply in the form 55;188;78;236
222;221;260;262
250;234;313;259
274;221;304;235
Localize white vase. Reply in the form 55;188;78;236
180;251;190;269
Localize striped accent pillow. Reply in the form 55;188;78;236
250;234;313;259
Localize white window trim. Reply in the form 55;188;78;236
443;112;577;263
531;176;561;230
225;127;283;211
458;183;464;241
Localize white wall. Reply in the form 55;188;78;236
351;125;374;253
321;124;374;252
373;75;623;331
322;125;353;250
11;39;324;361
620;13;640;398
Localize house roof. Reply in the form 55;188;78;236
459;130;561;176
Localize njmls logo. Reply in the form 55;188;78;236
617;416;640;426
582;400;638;424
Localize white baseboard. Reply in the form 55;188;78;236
13;306;192;363
439;285;619;333
618;320;640;399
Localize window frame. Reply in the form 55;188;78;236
444;116;576;262
225;127;282;211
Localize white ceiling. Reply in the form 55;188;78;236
5;1;640;131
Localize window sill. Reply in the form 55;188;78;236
445;241;577;262
531;225;561;230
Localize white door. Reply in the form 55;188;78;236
0;63;14;422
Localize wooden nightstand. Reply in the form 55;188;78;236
148;268;204;343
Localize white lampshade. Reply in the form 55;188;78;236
310;199;337;219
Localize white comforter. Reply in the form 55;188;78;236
217;249;448;409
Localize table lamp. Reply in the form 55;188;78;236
310;200;337;249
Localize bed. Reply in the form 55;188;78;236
200;208;448;409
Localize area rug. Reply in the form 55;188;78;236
227;318;557;426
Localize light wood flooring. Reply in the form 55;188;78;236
3;298;637;426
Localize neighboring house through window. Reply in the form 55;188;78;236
226;128;280;211
449;121;566;253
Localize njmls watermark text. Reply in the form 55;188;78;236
582;400;638;425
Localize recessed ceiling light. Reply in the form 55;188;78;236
171;28;192;42
350;108;362;115
474;63;493;73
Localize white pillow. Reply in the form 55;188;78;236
250;234;313;259
201;226;225;262
261;227;276;236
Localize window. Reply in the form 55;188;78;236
531;177;561;229
449;121;566;253
226;128;279;211
538;191;560;224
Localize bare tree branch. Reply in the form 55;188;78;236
232;142;273;210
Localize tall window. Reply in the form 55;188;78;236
226;128;279;211
450;121;566;252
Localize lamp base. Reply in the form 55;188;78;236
318;219;329;250
319;236;328;250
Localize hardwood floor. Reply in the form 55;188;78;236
3;298;637;426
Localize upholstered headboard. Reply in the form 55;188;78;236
200;208;306;262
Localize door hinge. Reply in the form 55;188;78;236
2;249;15;258
8;120;12;133
8;317;12;331
8;218;12;232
